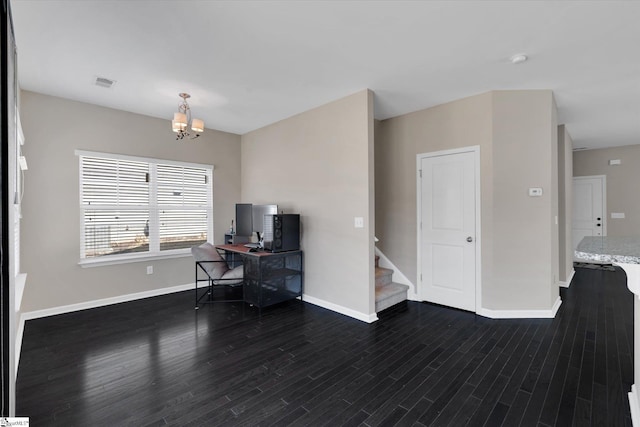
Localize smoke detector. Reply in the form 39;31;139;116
510;54;528;64
95;76;116;88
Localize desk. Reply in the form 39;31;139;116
216;244;304;311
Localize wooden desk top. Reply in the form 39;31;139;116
216;244;301;257
216;243;273;257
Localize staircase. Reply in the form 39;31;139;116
375;255;410;312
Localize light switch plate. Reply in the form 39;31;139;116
611;212;625;219
528;187;543;197
354;217;364;228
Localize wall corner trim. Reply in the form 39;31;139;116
629;385;640;427
302;294;378;323
477;297;562;319
559;269;576;288
15;315;25;377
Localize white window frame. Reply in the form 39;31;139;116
76;150;214;267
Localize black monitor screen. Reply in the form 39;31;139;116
235;203;253;236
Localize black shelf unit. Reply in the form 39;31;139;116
242;250;303;310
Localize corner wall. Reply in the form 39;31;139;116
558;125;574;284
241;90;376;320
490;91;558;310
19;91;242;313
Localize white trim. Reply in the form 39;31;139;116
15;273;27;311
477;296;562;319
416;145;482;313
629;385;640;427
20;282;200;322
559;269;576;288
375;247;416;297
15;315;25;377
302;294;378;323
75;149;214;170
78;249;192;267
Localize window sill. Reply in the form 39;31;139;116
78;251;192;268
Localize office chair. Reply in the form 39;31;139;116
191;242;244;309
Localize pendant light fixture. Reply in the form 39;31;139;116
172;93;204;140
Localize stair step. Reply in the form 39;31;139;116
375;267;393;288
375;282;410;312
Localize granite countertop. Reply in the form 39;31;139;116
575;236;640;265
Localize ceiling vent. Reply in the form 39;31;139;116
95;76;116;88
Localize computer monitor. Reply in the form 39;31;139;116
235;203;278;240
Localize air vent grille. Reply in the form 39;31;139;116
95;77;116;88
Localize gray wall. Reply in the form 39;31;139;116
241;90;376;318
376;90;559;312
574;144;640;236
558;125;574;282
19;91;242;313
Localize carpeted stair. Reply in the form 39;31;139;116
375;255;409;312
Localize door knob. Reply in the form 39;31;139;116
596;224;601;227
466;236;473;242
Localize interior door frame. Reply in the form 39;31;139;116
573;175;607;241
416;145;482;313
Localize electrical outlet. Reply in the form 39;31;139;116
146;265;153;275
354;217;364;228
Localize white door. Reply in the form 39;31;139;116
418;149;477;312
572;176;606;251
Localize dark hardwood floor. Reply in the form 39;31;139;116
17;265;633;426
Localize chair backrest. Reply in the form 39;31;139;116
191;242;229;278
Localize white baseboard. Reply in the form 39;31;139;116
559;269;576;288
375;247;417;298
20;282;198;322
302;294;378;323
478;296;562;319
630;384;640;427
407;294;422;302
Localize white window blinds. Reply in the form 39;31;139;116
78;152;213;261
156;164;211;252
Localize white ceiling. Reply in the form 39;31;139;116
10;1;640;150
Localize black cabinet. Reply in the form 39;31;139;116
243;250;303;309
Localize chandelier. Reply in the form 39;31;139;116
172;93;204;140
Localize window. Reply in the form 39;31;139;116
77;150;213;264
